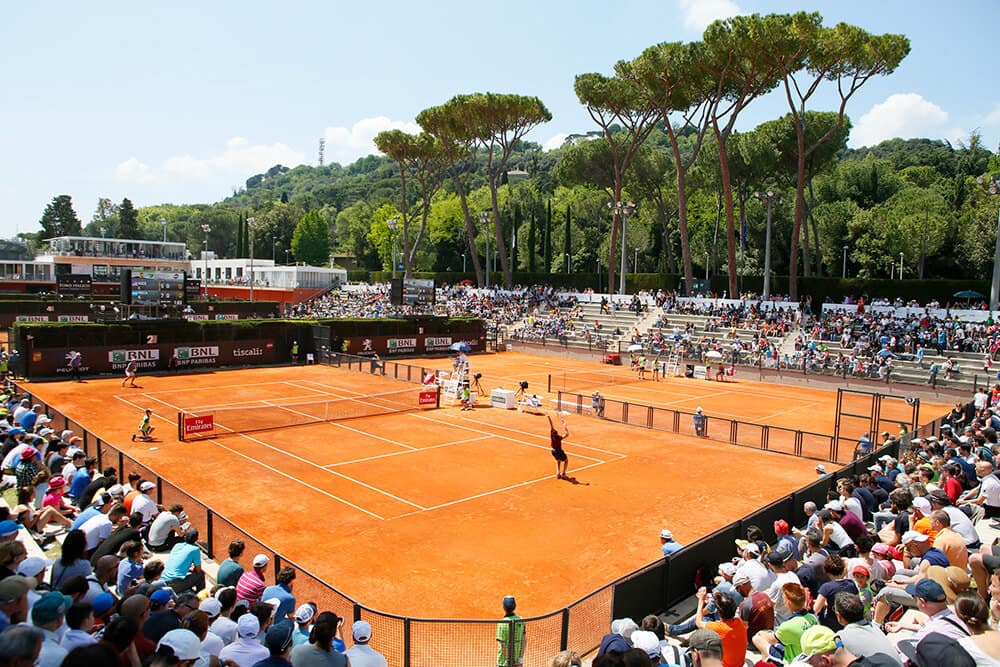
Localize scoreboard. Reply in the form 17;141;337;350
389;278;435;307
121;270;187;306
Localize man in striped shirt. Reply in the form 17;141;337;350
236;553;270;605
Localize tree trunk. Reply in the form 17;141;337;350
789;117;808;301
453;175;483;286
714;123;738;298
544;200;552;274
528;209;536;273
667;128;694;294
489;175;511;288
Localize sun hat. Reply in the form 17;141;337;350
237;613;261;639
157;629;201;661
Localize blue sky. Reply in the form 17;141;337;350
1;1;996;239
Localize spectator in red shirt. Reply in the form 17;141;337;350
939;463;964;504
734;572;774;642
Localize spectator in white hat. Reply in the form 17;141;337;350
346;620;387;667
219;613;268;667
236;554;269;606
660;528;682;556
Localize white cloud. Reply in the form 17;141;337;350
982;103;1000;127
323;116;421;165
678;0;741;32
115;137;304;185
543;133;568;151
114;158;154;184
850;93;963;148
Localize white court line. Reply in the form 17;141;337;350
320;417;417;451
405;412;608;464
324;435;492;468
180;392;335;413
392;458;614;518
133;378;331;398
750;403;822;424
130;392;426;512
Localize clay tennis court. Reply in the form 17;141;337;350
22;351;950;621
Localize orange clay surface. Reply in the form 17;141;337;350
24;351;951;619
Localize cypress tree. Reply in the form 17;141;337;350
236;212;244;258
544;199;552;273
564;203;571;273
528;209;536;273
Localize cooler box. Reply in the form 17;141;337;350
491;388;517;409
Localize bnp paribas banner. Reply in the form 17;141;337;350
28;340;278;379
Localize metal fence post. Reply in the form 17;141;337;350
206;509;215;559
403;618;412;667
560;608;570;650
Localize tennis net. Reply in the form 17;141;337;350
547;370;646;394
177;386;439;441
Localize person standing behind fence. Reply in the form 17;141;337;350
496;596;525;667
346;620;387;667
290;341;299;364
591;391;604;418
694;407;707;437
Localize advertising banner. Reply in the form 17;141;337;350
341;334;484;356
182;414;214;439
30;339;278;378
57;275;92;296
418;389;438;406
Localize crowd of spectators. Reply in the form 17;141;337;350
0;384;384;667
584;388;1000;666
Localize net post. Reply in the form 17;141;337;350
435;385;441;409
547;374;552;393
177;412;185;442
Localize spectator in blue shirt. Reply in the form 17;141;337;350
262;567;297;622
67;457;96;502
660;528;683;556
161;529;204;595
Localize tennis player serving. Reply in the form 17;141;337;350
547;412;570;480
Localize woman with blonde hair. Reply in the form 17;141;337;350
550;650;582;667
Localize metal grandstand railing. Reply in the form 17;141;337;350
17;384;950;667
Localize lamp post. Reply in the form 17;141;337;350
633;247;639;275
608;200;636;295
753;190;780;300
842;245;849;279
565;253;570;274
246;217;256;302
386;216;400;279
462;252;466;273
478;211;491;287
899;252;904;280
705;252;710;283
285;249;291;265
977;175;1000;310
99;227;106;239
159;218;167;243
201;224;211;297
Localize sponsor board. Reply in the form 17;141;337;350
29;339;278;379
16;315;50;322
215;314;239;320
56;315;89;323
418;389;438;406
184;314;210;321
182;414;214;437
424;336;453;351
343;333;485;356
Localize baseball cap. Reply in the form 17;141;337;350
0;521;19;538
352;620;372;642
262;597;281;619
198;598;222;618
718;562;737;578
0;575;35;603
765;552;785;567
907;578;947;603
688;628;723;653
867;464;882;472
824;501;843;512
238;613;261;638
157;629;201;661
733;573;752;587
743;542;761;556
253;553;270;567
264;620;295;654
902;530;929;544
92;592;116;616
851;564;870;578
139;481;155;492
150;588;173;606
898;633;976;667
815;464;826;473
16;557;51;578
696;407;703;413
912;497;932;514
31;591;72;625
38;428;54;437
107;484;124;497
871;543;894;556
294;603;316;624
659;528;673;540
794;625;838;660
630;630;661;659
